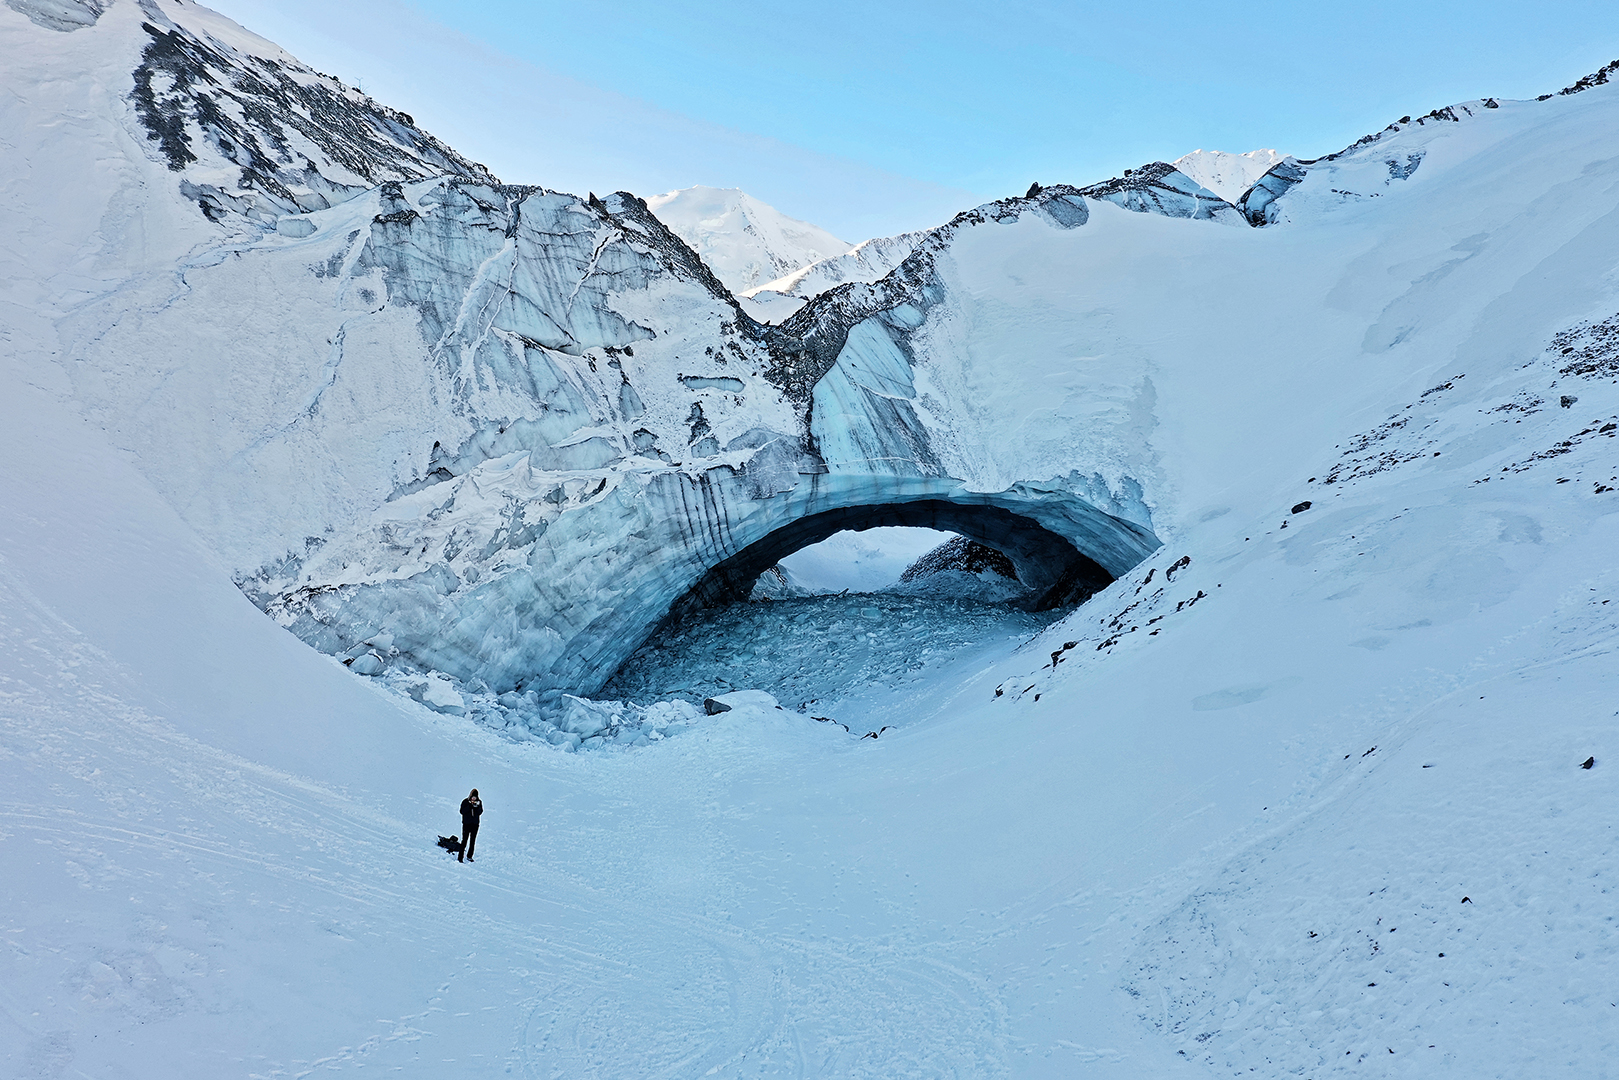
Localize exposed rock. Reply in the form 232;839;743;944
128;2;494;227
900;536;1017;582
1075;162;1244;225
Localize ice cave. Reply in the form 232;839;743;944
667;500;1117;617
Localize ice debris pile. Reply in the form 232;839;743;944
341;627;710;750
603;591;1055;713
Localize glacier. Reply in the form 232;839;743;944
32;0;1165;713
72;167;1159;707
7;1;1619;1076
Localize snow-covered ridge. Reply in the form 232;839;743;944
1171;148;1286;204
741;230;929;323
1072;163;1244;223
737;57;1615;322
742;159;1252;328
646;185;853;296
129;0;495;228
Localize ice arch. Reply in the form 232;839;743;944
673;499;1114;617
497;465;1162;697
282;461;1163;701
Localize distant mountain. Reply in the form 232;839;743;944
645;186;853;296
741;230;928;322
1171;148;1287;204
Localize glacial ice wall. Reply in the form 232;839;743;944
66;167;1161;701
247;182;1160;696
63;0;1585;714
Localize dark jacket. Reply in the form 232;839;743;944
460;797;482;828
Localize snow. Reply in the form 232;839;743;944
645;185;853;295
742;230;929;322
6;4;1619;1075
776;525;956;593
1170;147;1286;204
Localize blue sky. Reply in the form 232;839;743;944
207;0;1619;241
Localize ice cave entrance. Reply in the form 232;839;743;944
603;520;1111;713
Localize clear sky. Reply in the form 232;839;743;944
206;0;1619;242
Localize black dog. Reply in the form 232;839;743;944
436;834;463;854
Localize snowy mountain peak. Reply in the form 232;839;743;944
1171;148;1288;204
645;185;853;296
45;0;501;232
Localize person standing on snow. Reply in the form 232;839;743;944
459;788;482;862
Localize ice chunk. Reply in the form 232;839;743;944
347;651;385;676
405;675;465;714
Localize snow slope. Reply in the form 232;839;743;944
1171;148;1286;204
645;185;853;296
6;3;1619;1076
